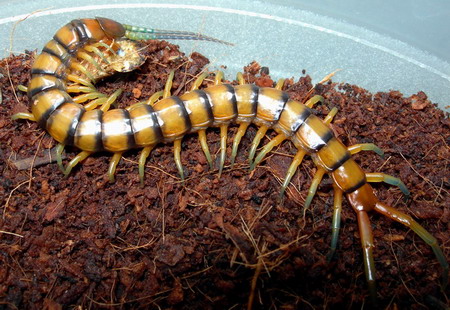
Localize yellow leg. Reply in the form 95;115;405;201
304;95;324;108
66;74;95;88
275;78;285;90
248;125;269;164
64;151;92;177
191;72;209;90
84;97;107;111
67;84;96;94
214;71;224;85
304;167;326;208
374;202;449;289
145;91;164;106
356;210;377;303
108;152;124;183
251;133;286;170
72;92;106;104
18;85;28;92
323;107;338;125
365;172;410;197
327;185;343;262
77;51;102;71
11;113;36;121
55;143;65;173
198;129;213;170
70;62;96;82
280;150;307;200
348;143;384;158
173;139;184;182
236;72;246;85
84;44;110;64
218;124;228;177
230;122;250;167
100;89;123;112
138;145;154;185
163;71;175;98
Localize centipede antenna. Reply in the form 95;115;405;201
123;24;234;46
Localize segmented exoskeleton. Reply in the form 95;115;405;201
13;17;448;302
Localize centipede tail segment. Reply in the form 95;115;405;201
13;17;448;302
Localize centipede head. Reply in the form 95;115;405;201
95;17;126;38
108;39;146;73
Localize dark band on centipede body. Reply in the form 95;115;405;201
42;41;71;65
102;109;136;151
328;150;351;172
343;173;366;194
174;96;193;130
257;88;289;123
204;84;238;123
194;90;214;121
71;19;91;43
32;90;73;127
46;102;84;146
122;109;137;150
53;23;81;54
130;103;164;145
74;109;104;152
28;75;67;98
246;84;259;116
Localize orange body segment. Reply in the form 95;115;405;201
275;99;310;136
53;23;80;53
153;97;191;141
203;84;237;124
32;53;67;77
234;84;257;122
102;109;134;152
331;158;366;193
255;87;288;125
128;103;162;147
74;110;103;152
31;88;72;126
294;114;333;152
46;102;84;144
95;17;126;38
316;138;350;171
179;90;213;129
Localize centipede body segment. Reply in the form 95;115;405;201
12;17;448;302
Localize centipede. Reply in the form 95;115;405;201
10;17;448;304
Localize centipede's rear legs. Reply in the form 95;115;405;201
353;197;449;303
325;152;408;264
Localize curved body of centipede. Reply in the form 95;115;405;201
13;17;448;302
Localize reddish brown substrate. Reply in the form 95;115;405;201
0;41;449;309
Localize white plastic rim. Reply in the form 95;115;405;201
1;0;449;110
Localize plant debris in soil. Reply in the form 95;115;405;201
0;40;449;309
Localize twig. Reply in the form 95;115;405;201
0;230;23;238
3;179;32;219
11;145;66;170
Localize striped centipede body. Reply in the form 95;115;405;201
13;17;448;302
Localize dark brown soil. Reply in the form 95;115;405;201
0;41;449;309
